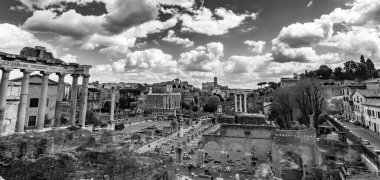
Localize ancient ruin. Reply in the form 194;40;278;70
0;46;91;135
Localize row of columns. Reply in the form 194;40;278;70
234;93;247;113
0;67;90;133
162;95;179;109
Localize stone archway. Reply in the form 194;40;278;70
203;141;221;161
280;151;303;180
226;142;245;161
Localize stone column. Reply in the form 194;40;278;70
239;94;243;112
198;149;205;166
110;88;115;122
245;153;252;171
176;146;183;164
234;94;238;112
53;73;65;127
15;70;32;133
69;74;79;126
0;68;12;129
244;94;247;113
78;74;89;127
36;72;51;130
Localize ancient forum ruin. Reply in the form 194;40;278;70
0;46;91;135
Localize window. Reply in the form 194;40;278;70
46;98;49;107
29;98;39;107
372;110;375;116
28;116;37;126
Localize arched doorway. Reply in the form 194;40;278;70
227;142;245;169
280;151;303;180
204;141;221;162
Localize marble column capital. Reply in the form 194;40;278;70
82;74;90;78
40;71;52;76
71;74;80;78
56;73;66;77
1;67;13;72
21;69;34;74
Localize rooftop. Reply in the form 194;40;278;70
355;89;380;98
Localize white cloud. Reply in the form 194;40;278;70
124;48;177;73
275;20;333;48
223;53;272;74
180;7;257;36
60;54;78;63
23;0;159;37
0;23;55;55
162;30;194;47
157;0;195;8
244;40;266;54
178;42;224;72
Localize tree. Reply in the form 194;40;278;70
328;97;343;115
257;82;267;89
356;62;370;80
203;96;221;112
294;78;324;129
333;67;343;79
315;65;333;79
360;55;366;63
366;59;377;78
343;61;358;73
268;82;279;89
271;89;293;129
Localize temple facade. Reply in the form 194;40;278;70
0;46;91;135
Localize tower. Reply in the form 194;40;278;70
214;77;218;86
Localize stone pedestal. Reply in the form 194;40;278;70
176;147;183;164
198;149;205;166
221;151;228;168
245;153;252;171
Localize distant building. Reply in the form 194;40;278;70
352;89;380;126
144;87;181;114
201;77;229;98
341;83;366;121
361;102;380;134
88;88;101;111
280;77;299;87
11;75;58;128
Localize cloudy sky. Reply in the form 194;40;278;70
0;0;379;88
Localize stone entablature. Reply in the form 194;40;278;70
0;46;92;135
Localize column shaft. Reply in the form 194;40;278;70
0;68;12;130
244;94;247;113
239;94;243;112
54;74;65;127
234;94;238;113
36;72;51;130
78;75;89;126
69;74;79;126
110;88;115;121
15;70;32;132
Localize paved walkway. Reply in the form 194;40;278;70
135;120;208;153
341;121;380;150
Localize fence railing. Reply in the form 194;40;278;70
327;117;380;171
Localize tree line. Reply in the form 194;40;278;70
301;55;378;80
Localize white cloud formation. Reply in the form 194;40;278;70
0;23;55;55
23;0;159;37
223;53;272;74
162;30;194;47
60;54;78;63
244;40;266;54
178;42;224;72
180;7;257;36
